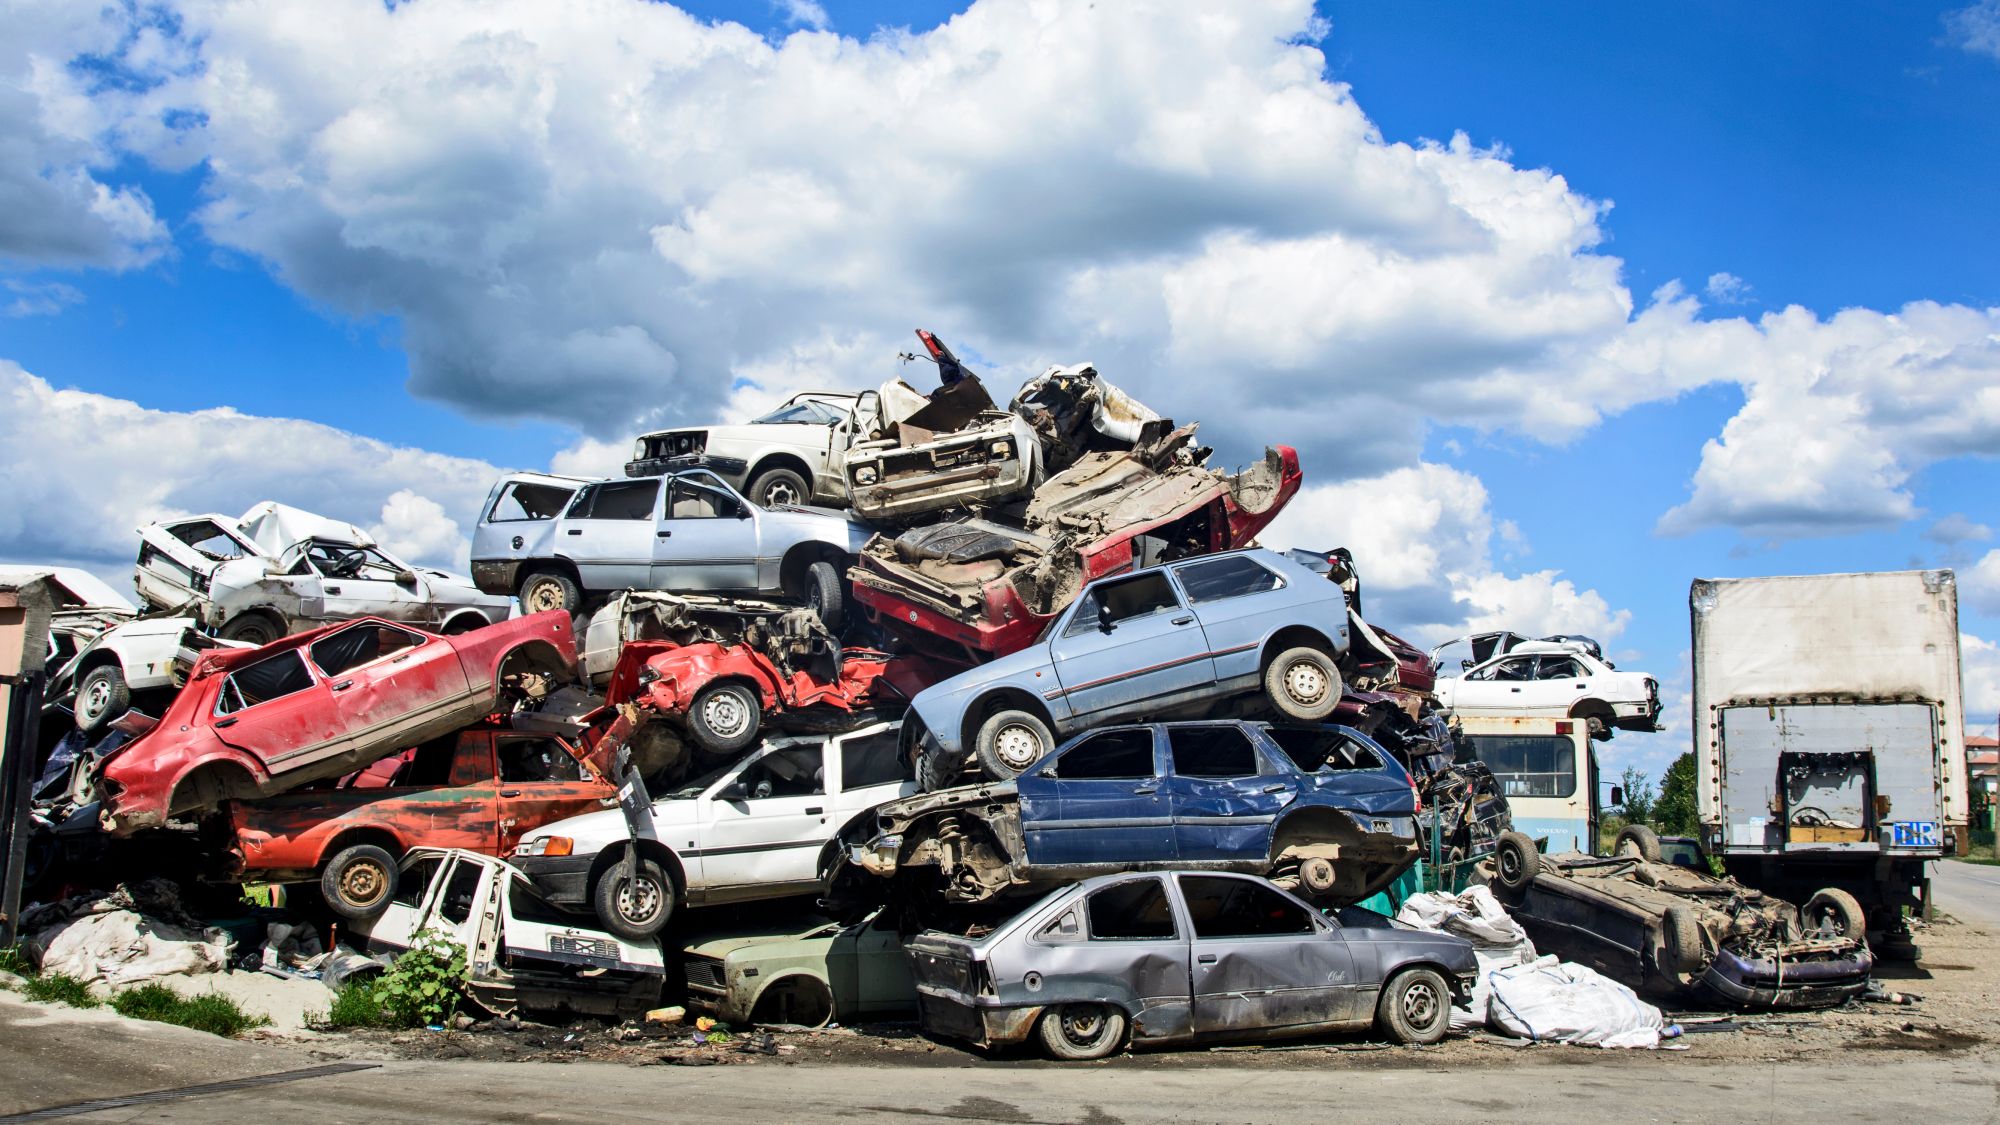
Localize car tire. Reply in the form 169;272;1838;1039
594;857;675;941
974;709;1055;780
748;467;811;508
1802;888;1867;941
1263;646;1342;721
804;560;844;629
321;844;399;921
1377;967;1452;1045
687;681;762;755
1036;1003;1127;1061
518;570;581;615
218;613;284;646
1615;824;1662;863
73;664;131;733
1493;830;1540;893
1661;903;1705;974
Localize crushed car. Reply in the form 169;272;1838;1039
134;501;514;644
850;428;1302;662
901;548;1348;784
830;720;1421;913
578;589;839;689
625;391;884;507
1008;359;1166;477
1481;826;1874;1010
224;722;619;920
904;871;1476;1059
1433;638;1661;736
94;612;578;834
681;909;915;1028
345;848;665;1019
47;614;247;733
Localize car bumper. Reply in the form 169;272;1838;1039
514;853;595;907
623;454;750;481
470;560;522;596
915;991;1041;1048
1696;945;1874;1010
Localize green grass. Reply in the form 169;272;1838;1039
1950;853;2000;866
109;984;270;1038
21;973;98;1008
0;945;30;977
317;981;393;1030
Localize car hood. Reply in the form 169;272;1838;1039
416;567;513;607
1339;924;1478;966
682;921;844;959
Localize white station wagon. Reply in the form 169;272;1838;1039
1433;643;1661;736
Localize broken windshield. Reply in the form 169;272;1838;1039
754;399;844;426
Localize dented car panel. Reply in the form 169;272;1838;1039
580;590;831;687
469;471;593;596
680;912;916;1027
95;611;578;834
844;410;1041;525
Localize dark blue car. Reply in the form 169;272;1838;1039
831;720;1422;908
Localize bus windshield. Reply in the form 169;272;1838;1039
1464;734;1577;798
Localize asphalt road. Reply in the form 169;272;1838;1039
1934;858;2000;926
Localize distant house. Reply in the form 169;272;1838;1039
1969;734;1999;797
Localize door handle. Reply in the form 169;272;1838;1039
806;806;824;815
1262;783;1288;794
657;531;672;539
324;585;341;594
331;680;354;691
1132;784;1159;795
566;529;583;536
499;790;521;798
215;717;237;728
1509;687;1521;693
1171;615;1193;626
391;654;411;664
1197;954;1217;964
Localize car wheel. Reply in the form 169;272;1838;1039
1036;1003;1127;1061
321;844;400;921
804;560;844;629
1801;887;1867;941
594;857;675;941
73;664;131;733
1661;903;1706;974
1492;830;1540;893
974;709;1054;780
687;681;762;755
518;570;581;615
218;613;283;646
1263;646;1342;721
1299;856;1339;897
1615;824;1662;863
749;467;810;508
1376;967;1451;1045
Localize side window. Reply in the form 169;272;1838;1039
498;737;585;783
487;481;576;523
1037;906;1085;943
1178;875;1315;938
1265;726;1383;772
303;542;402;580
1471;656;1535;682
1048;728;1155;780
737;747;824;798
215;650;316;715
394;858;441;907
437;862;482;926
568;480;660;520
402;736;459;787
667;479;741;519
172;520;252;561
1087;878;1177;940
309;623;424;678
1535;656;1583;680
1062;572;1181;638
1174;556;1283;605
1168;725;1262;779
839;729;907;790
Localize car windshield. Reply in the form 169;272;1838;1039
663;758;749;799
753;399;843;426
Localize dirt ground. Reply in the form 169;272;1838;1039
281;908;1999;1074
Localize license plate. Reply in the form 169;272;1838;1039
1890;821;1940;848
549;934;617;960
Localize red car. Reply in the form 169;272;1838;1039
97;612;578;835
225;724;618;919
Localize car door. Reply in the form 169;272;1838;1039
1018;727;1174;866
1178;874;1356;1035
1070;876;1192;1035
1461;654;1538;712
357;852;447;954
652;474;761;592
1163;724;1295;860
1527;655;1589;711
1046;571;1213;727
694;743;829;891
1166;554;1289;687
209;645;341;773
558;478;663;591
310;542;430;625
306;621;472;752
493;733;618;856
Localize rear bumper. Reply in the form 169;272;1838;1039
515;853;594;908
915;991;1041;1048
471;560;522;596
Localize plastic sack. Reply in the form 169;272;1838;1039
1487;955;1664;1049
1396;885;1537;1030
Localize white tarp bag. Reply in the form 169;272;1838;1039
1487;955;1664;1049
31;910;231;989
1396;886;1537;1030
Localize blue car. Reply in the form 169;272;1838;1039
904;548;1350;785
831;720;1422;909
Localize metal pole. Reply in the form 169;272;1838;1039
0;670;47;946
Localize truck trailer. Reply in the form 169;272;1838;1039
1690;569;1967;958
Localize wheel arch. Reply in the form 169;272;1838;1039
514;558;582;596
494;638;576;696
747;452;815;493
169;757;266;817
1259;625;1340;670
439;610;492;635
1568;697;1615;720
779;540;848;593
1384;958;1470;998
586;839;687;904
746;970;837;1028
220;607;288;640
319;824;406;869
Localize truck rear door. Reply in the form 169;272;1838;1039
1720;702;1942;853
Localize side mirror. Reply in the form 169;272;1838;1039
716;780;749;801
395;569;419;587
1610;785;1624;807
1097;602;1115;632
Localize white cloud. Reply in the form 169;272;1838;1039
1704;271;1750;304
1963;632;2000;727
775;0;830;31
1965;549;2000;616
3;279;84;317
1945;1;2000;60
1925;512;1993;545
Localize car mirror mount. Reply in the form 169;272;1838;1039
716;780;749;801
395;569;419;587
1096;603;1115;632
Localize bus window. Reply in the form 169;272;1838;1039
1464;734;1577;798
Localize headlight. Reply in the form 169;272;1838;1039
632;439;648;460
854;466;879;485
988;440;1012;459
516;836;573;857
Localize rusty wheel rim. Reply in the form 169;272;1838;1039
1058;1006;1107;1046
522;580;566;614
1282;660;1329;706
339;861;389;909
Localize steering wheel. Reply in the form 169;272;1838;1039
330;549;368;578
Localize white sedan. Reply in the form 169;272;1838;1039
1434;645;1661;735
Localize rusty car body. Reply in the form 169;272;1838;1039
680;910;916;1028
578;589;834;688
904;871;1476;1059
95;611;578;834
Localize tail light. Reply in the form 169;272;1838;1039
1555;720;1573;736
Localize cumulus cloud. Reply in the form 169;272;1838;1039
1704;271;1750;304
1963;632;2000;728
1945;0;2000;60
1965;549;2000;616
774;0;830;31
3;279;84;317
1925;512;1993;546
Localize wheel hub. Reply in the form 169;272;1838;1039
995;725;1041;769
1283;661;1328;705
1402;981;1440;1027
764;481;800;506
618;876;661;923
524;583;563;613
703;692;750;738
1061;1008;1104;1043
340;864;386;906
80;680;110;717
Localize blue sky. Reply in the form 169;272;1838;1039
2;0;1998;784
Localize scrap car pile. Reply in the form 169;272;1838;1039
10;331;1884;1060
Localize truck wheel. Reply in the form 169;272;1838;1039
804;560;844;630
1802;888;1867;941
73;664;131;733
974;709;1055;780
688;681;762;755
1263;646;1342;721
594;857;674;940
321;844;400;921
1661;903;1705;974
748;467;810;508
218;613;284;646
1036;1003;1127;1061
1376;967;1451;1045
1615;824;1662;863
518;570;581;615
1493;831;1540;893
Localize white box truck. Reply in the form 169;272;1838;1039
1690;569;1967;958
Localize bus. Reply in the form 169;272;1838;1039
1456;713;1602;855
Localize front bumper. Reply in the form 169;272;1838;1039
624;454;750;481
1696;944;1874;1010
513;853;594;907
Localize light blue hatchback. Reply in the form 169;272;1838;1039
907;548;1350;786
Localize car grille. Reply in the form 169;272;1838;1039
684;956;726;992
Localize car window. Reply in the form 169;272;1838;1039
840;728;906;789
487;480;576;523
1087;878;1178;940
1061;572;1181;638
171;520;252;561
310;623;424;678
1463;734;1578;798
1168;725;1262;778
215;649;316;715
1534;656;1584;680
1037;906;1085;942
754;399;842;425
400;736;458;787
736;746;824;798
304;541;405;581
568;479;661;520
1047;728;1155;779
1263;726;1384;772
1469;655;1535;682
667;478;743;520
395;857;442;907
1178;875;1315;938
498;737;585;783
437;861;482;925
1174;555;1283;605
507;877;579;926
